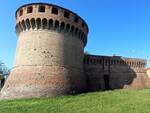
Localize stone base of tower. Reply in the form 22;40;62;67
0;66;86;100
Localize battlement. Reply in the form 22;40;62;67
15;3;88;46
84;54;147;68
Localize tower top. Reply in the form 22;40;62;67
15;2;89;46
16;2;89;33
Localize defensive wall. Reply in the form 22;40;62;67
84;54;150;91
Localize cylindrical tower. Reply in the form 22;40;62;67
1;3;88;99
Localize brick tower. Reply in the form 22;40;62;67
0;3;88;99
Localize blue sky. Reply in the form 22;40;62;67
0;0;150;68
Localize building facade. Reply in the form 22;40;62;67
0;3;150;100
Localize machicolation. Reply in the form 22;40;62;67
15;3;88;46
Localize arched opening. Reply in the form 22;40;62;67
25;19;31;30
78;30;82;37
54;20;59;30
36;18;41;29
31;18;36;29
60;22;65;31
21;20;26;31
75;28;78;36
71;26;74;35
48;19;53;29
42;18;48;29
66;24;70;32
18;22;23;32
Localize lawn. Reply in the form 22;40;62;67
0;89;150;113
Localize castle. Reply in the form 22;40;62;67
1;3;150;100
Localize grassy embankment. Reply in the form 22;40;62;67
0;89;150;113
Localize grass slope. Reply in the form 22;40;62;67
0;89;150;113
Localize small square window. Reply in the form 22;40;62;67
27;6;33;13
38;6;45;12
64;11;69;18
52;7;58;15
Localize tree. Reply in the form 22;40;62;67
0;61;10;80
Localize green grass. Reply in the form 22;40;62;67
0;89;150;113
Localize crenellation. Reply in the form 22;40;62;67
16;16;87;46
83;55;147;69
15;3;88;34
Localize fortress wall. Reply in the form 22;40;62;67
84;55;150;91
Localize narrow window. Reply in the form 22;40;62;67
38;6;45;12
19;9;23;16
64;11;69;18
74;16;78;23
52;7;58;15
